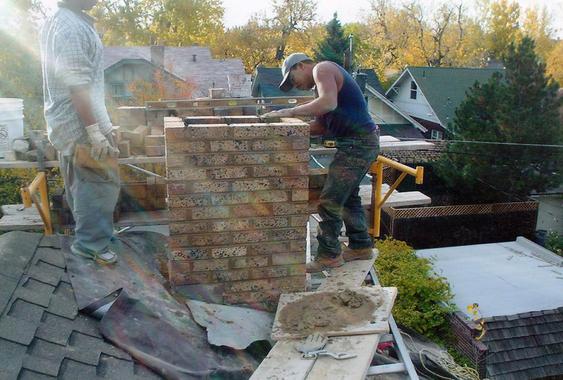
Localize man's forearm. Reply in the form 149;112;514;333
70;85;97;127
289;98;336;117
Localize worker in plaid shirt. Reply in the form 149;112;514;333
40;0;120;264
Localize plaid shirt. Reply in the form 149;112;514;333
40;6;112;155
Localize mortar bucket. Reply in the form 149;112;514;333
0;98;24;159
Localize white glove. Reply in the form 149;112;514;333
85;123;119;160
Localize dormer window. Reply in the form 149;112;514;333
410;81;417;99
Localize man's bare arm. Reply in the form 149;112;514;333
69;85;97;127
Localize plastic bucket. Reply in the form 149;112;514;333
0;98;24;158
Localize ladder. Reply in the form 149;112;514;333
366;266;419;379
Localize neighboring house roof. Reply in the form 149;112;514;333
358;69;385;95
386;66;503;129
251;67;313;97
366;84;427;133
103;46;251;98
0;231;161;379
417;237;563;379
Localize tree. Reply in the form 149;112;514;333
522;6;556;61
314;13;349;68
271;0;317;60
213;16;279;73
546;41;563;86
92;0;154;45
436;37;562;202
481;0;522;60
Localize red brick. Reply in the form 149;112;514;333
291;189;309;202
231;179;271;192
213;269;250;282
192;181;230;193
209;140;249;152
170;232;232;247
191;206;230;220
271;252;306;265
272;202;310;215
222;290;280;310
271;152;310;163
270;177;309;190
230;256;270;269
252;216;290;229
210;192;250;205
185;154;230;167
252;165;288;177
207;166;249;180
230;153;270;165
192;258;230;272
169;221;211;234
287;163;309;176
165;141;208;154
167;168;207;181
248;242;290;255
290;214;309;227
230;204;273;218
250;190;289;203
169;247;208;260
211;246;247;258
167;194;210;208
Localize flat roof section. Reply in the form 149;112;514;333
417;238;563;318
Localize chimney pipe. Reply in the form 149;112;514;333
150;45;165;68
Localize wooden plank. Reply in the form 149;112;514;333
0;205;43;231
0;155;165;169
318;256;377;292
307;335;382;380
249;340;314;380
271;287;396;340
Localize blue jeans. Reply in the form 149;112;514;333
317;131;380;258
60;139;120;253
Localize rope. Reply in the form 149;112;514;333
399;331;484;380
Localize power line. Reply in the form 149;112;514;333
389;137;563;149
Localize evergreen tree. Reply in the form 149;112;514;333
436;37;562;202
314;13;349;68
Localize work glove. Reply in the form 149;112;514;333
85;123;119;160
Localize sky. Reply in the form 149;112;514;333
38;0;563;38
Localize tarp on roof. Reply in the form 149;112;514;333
63;232;256;379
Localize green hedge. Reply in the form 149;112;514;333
374;238;455;341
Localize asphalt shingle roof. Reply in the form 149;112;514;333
0;232;161;380
104;46;251;98
482;309;563;379
407;66;503;128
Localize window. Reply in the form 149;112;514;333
431;129;443;140
410;81;417;99
111;83;125;97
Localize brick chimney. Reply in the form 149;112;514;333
150;45;165;68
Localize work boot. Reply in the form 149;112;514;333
342;246;377;262
306;254;344;273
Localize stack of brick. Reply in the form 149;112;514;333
165;115;310;310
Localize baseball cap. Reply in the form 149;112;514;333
279;52;312;92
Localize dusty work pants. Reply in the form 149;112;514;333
59;140;120;254
317;131;379;258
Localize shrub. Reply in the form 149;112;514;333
374;237;455;341
546;231;563;257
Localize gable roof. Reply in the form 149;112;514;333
104;46;250;97
387;66;504;128
366;84;427;133
251;67;313;97
358;69;385;95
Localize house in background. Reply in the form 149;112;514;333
386;67;503;140
103;46;251;102
417;237;563;379
251;66;313;98
251;66;425;139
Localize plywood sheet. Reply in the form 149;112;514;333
271;286;397;340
